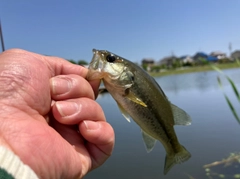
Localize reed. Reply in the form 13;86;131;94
211;60;240;124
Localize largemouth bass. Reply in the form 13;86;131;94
87;49;192;174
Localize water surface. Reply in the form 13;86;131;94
85;68;240;179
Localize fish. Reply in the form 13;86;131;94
87;49;192;175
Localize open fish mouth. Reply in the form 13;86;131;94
87;49;105;80
87;49;124;81
89;49;104;72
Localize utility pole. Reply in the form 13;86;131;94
0;19;5;52
229;42;232;59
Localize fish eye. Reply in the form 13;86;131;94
106;55;116;63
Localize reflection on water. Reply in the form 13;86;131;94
157;69;240;94
85;68;240;179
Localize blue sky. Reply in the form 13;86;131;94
1;0;240;63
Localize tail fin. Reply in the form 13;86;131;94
164;146;191;175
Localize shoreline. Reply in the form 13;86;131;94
149;62;240;77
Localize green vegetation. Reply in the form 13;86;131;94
68;59;77;64
187;152;240;179
186;61;240;179
67;59;88;66
149;62;240;77
201;61;240;178
211;63;240;124
77;60;88;66
203;152;240;179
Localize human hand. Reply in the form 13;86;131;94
0;49;114;178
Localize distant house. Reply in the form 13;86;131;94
141;58;155;72
193;52;208;61
193;52;218;62
141;58;155;65
210;51;227;60
231;50;240;60
179;55;193;65
159;56;177;68
207;56;218;62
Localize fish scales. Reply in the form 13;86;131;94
104;57;180;153
87;49;192;174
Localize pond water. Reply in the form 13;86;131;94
85;68;240;179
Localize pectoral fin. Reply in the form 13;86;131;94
125;89;147;107
171;104;192;126
117;102;131;122
141;130;156;153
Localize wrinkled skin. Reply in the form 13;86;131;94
0;49;115;179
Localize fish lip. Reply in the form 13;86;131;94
92;48;97;53
88;49;123;81
87;49;102;80
89;49;103;71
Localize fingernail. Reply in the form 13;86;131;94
83;121;100;131
51;77;72;95
56;101;80;117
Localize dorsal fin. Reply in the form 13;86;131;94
171;104;192;126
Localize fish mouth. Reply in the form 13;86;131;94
89;49;103;71
87;49;123;81
87;49;105;80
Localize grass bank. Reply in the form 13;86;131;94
149;62;240;77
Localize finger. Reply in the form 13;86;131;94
79;120;115;169
45;54;100;99
88;80;101;99
50;75;95;100
52;98;106;125
47;118;91;178
1;49;87;77
44;55;89;77
50;118;85;146
5;49;100;98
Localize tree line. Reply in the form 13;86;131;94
67;59;88;66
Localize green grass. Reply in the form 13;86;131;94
183;61;240;179
210;60;240;124
149;62;240;77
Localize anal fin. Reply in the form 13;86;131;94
141;130;156;153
